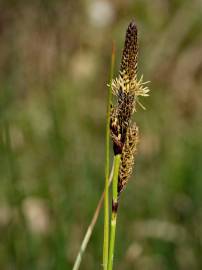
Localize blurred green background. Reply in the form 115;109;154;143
0;0;202;269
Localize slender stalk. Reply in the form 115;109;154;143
108;154;121;270
72;192;104;270
103;42;115;270
72;164;114;270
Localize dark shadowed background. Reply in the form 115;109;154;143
0;0;202;269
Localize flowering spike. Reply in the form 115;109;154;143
110;20;150;192
118;124;139;194
120;20;138;81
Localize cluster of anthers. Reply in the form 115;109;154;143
110;21;150;196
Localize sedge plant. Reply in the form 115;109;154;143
107;20;150;270
72;20;150;270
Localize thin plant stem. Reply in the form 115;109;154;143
108;154;121;270
103;41;115;270
72;193;104;270
72;164;114;270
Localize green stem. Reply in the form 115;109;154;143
108;154;121;270
103;42;115;270
72;164;114;270
72;191;104;270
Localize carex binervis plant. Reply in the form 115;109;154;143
108;20;150;270
72;20;150;270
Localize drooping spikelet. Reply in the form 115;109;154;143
118;124;139;194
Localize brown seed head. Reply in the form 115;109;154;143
120;20;138;82
110;21;139;155
118;124;139;194
109;20;150;197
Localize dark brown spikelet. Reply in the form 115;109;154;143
118;124;139;195
120;21;138;82
110;21;139;155
117;91;134;143
110;20;150;196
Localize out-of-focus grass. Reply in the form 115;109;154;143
0;0;202;269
